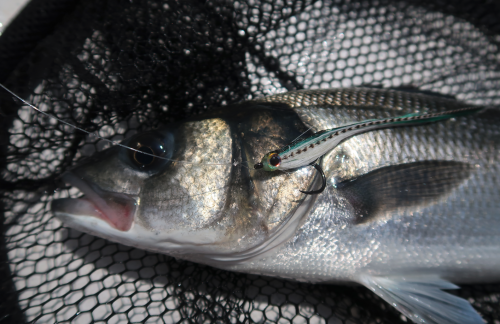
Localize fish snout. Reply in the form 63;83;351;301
52;172;137;231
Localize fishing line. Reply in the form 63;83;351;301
0;83;246;168
290;126;314;145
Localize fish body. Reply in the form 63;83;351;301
52;88;500;323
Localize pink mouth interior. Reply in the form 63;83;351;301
57;173;137;231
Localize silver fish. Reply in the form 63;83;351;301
52;88;500;324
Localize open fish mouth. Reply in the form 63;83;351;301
52;173;137;231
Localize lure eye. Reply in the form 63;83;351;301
269;153;281;167
259;152;282;171
122;131;174;172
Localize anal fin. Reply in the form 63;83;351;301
358;274;484;324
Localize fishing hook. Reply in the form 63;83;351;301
300;162;326;195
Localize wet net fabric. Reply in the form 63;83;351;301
1;0;500;323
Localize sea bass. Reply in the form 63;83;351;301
51;88;500;324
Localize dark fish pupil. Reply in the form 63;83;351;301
134;146;155;165
270;154;281;166
124;131;172;172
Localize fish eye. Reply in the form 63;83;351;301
133;146;156;166
269;153;281;167
121;131;174;172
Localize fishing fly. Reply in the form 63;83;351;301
255;106;483;194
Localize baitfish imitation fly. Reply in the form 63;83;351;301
255;106;483;194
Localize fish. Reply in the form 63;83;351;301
49;87;500;324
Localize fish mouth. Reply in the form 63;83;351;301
52;172;137;231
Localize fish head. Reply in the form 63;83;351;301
52;106;319;263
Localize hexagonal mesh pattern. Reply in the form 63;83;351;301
1;0;500;323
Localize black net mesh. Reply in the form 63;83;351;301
1;0;500;323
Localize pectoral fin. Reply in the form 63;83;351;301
336;161;472;224
358;274;484;324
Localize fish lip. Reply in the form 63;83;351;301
52;172;137;232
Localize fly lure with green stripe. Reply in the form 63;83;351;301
254;107;483;194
